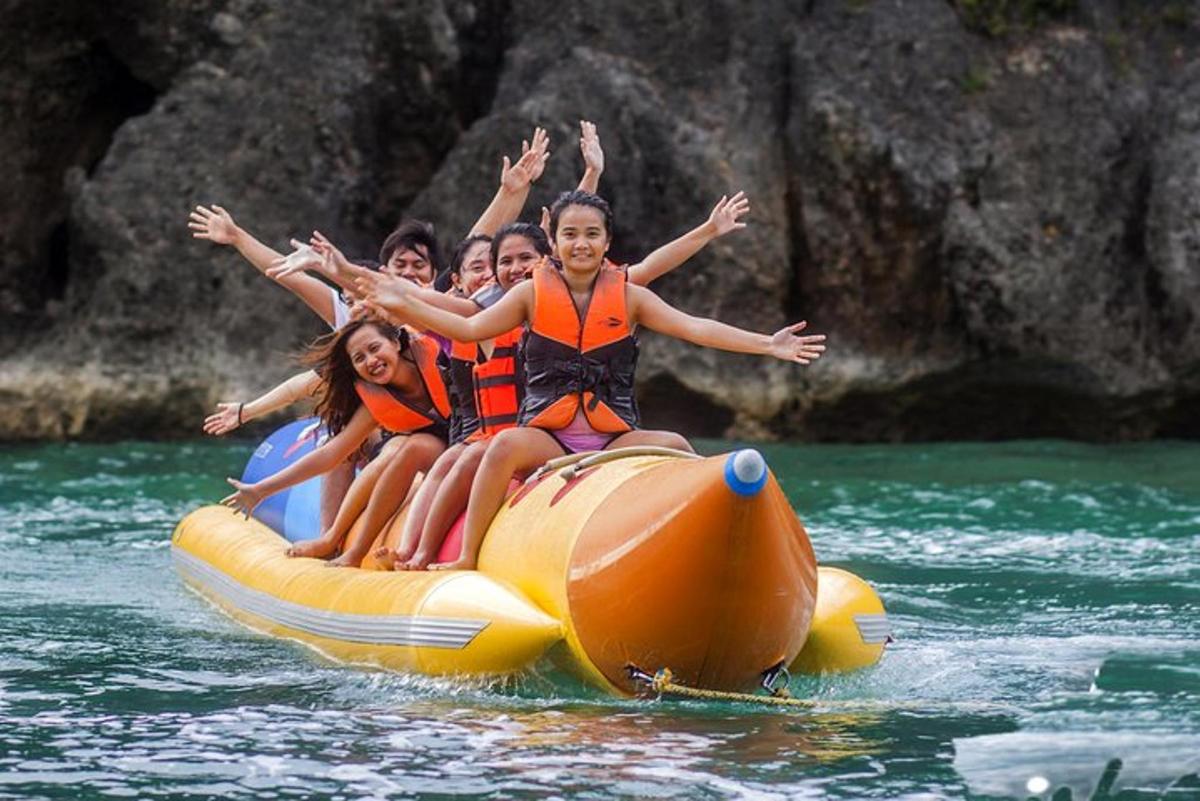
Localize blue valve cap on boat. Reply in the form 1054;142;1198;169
723;449;768;497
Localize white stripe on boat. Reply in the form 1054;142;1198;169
172;546;488;649
853;613;892;644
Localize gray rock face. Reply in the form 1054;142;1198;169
0;0;1197;441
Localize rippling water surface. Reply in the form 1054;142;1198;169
1;439;1198;799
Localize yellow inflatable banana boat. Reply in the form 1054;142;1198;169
172;447;891;695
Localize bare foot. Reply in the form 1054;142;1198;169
391;541;420;565
372;546;396;570
325;551;360;568
286;536;338;559
429;555;476;571
400;548;434;571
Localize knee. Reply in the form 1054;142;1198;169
483;431;523;467
410;436;444;466
661;431;693;453
446;450;483;485
462;441;488;470
427;448;459;480
634;430;693;453
379;435;408;459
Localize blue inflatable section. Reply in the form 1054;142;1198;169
240;417;326;543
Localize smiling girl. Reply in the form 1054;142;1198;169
221;320;449;567
356;190;827;570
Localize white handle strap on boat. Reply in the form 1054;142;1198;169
530;445;701;482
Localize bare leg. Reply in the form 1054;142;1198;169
328;434;445;568
430;428;564;571
382;442;465;568
405;439;488;570
319;459;355;532
605;429;695;453
286;436;405;558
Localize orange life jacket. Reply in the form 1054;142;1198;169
355;333;451;437
518;262;638;433
472;325;523;437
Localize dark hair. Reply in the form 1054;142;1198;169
490;222;551;274
379;219;441;273
303;319;408;436
433;269;454;293
548;191;614;241
352;258;381;271
449;234;492;276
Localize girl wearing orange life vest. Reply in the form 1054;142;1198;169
358;189;827;571
381;234;500;570
222;319;451;567
382;192;753;571
382;223;551;571
372;122;608;570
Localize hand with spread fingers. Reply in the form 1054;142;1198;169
221;477;265;518
267;238;326;280
188;204;239;244
500;127;550;192
204;402;242;436
767;321;827;364
580;120;604;175
707;191;751;237
525;125;550;183
309;230;351;272
354;269;410;314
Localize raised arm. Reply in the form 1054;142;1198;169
271;232;481;320
627;283;827;364
358;271;532;343
188;205;338;326
203;370;324;436
469;127;550;237
626;193;750;287
577;120;604;194
221;406;377;515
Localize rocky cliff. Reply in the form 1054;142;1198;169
1;0;1197;441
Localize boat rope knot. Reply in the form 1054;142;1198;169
624;664;815;708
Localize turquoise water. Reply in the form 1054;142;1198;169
1;439;1198;799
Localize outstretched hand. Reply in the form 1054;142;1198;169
580;120;604;175
203;402;241;436
767;321;827;364
500;126;550;192
354;269;410;316
267;238;325;280
221;477;264;518
707;192;750;237
308;230;352;273
188;204;239;245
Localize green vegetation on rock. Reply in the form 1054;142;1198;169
953;0;1078;36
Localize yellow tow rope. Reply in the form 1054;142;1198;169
643;668;817;708
638;667;1016;714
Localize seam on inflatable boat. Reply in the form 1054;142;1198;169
853;614;892;644
172;546;488;649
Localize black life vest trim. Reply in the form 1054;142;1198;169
476;374;517;389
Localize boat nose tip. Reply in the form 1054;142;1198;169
723;449;768;497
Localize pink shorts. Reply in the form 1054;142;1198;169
549;411;616;454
